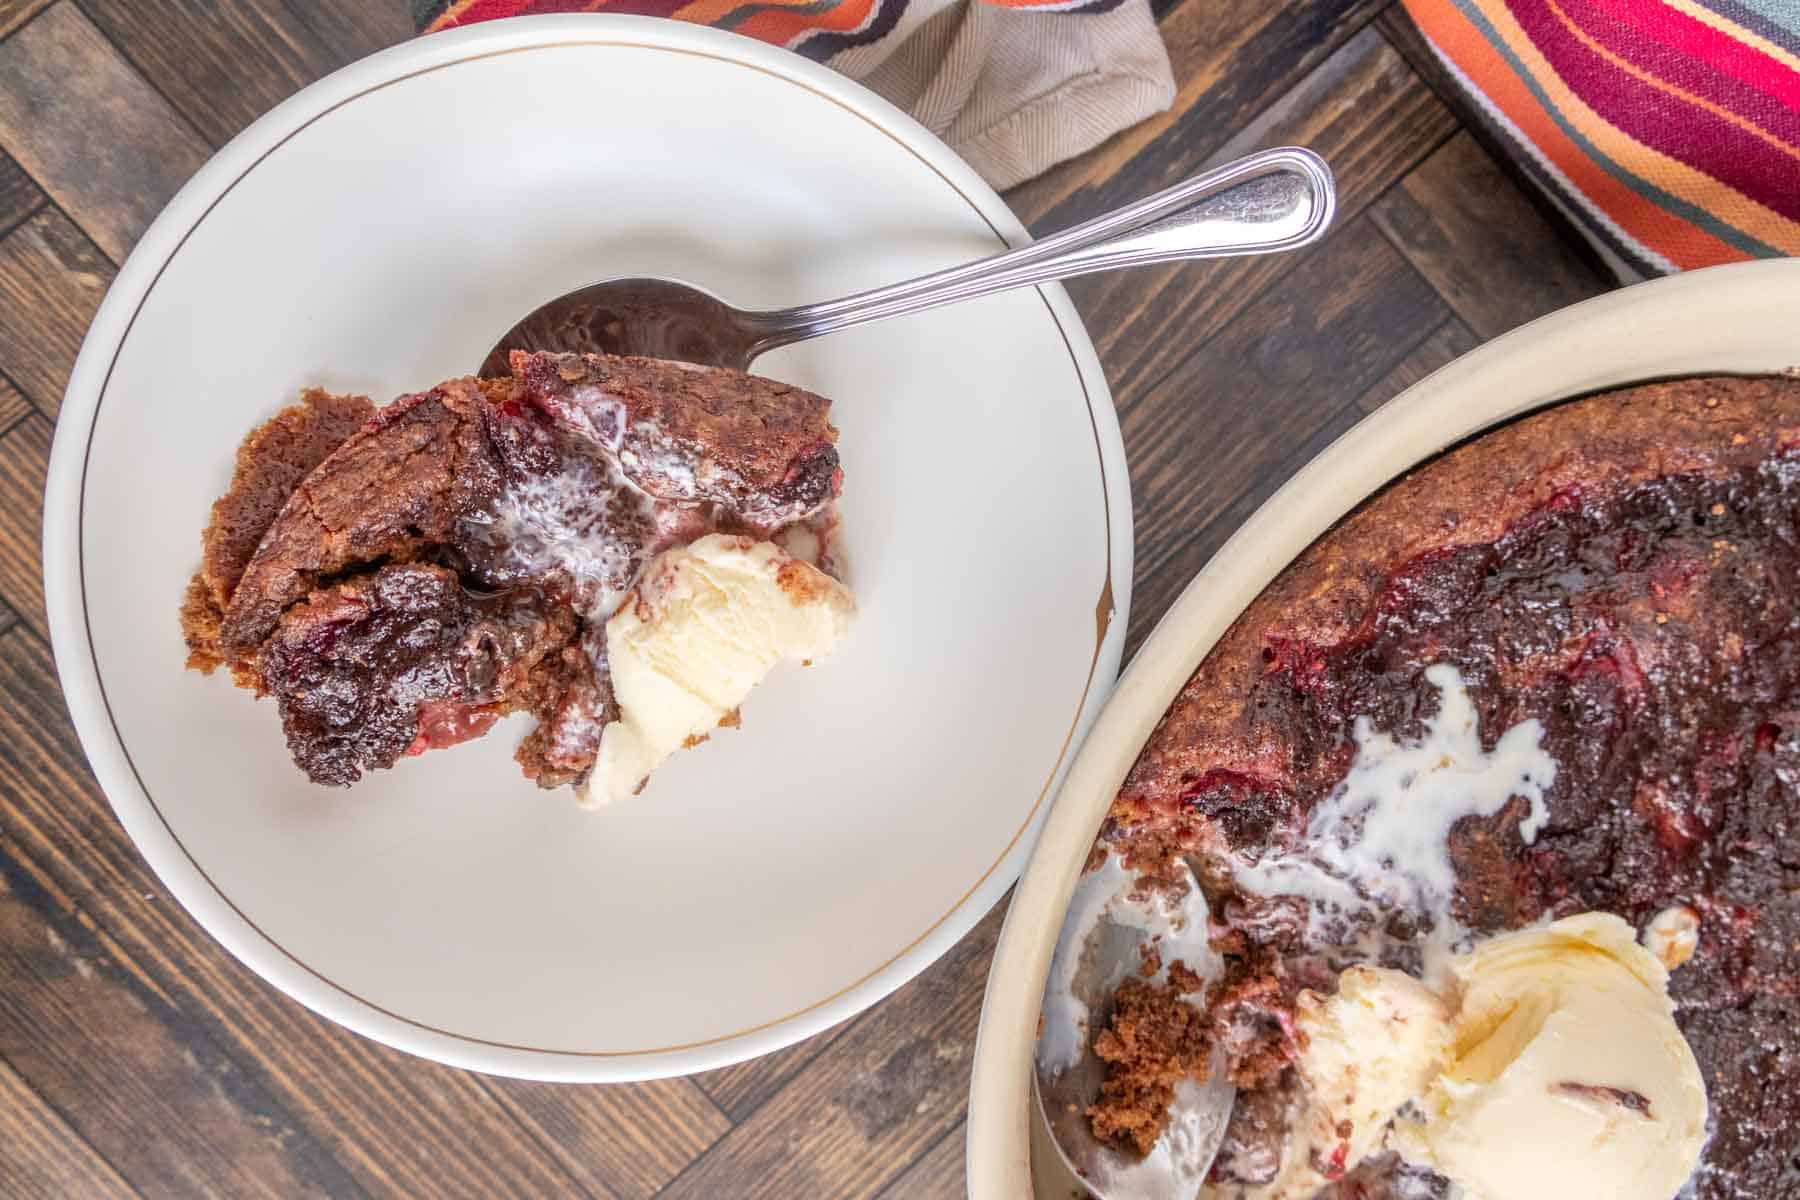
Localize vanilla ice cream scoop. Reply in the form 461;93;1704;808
1228;966;1453;1200
580;534;853;806
1393;912;1708;1200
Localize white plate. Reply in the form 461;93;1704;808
963;258;1800;1194
43;15;1131;1081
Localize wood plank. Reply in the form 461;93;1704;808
1127;408;1363;662
1354;317;1481;414
0;413;47;637
0;370;29;432
1054;26;1456;409
282;0;415;68
1124;317;1491;658
78;0;409;151
482;1076;730;1200
876;1122;964;1198
1120;214;1449;650
1371;132;1608;339
0;3;209;263
1005;0;1387;229
0;149;45;239
0;633;604;1200
660;903;1005;1200
0;810;364;1197
0;208;114;414
1125;394;1364;659
1124;317;1490;652
696;1022;849;1120
0;0;50;39
1373;6;1617;282
0;1053;138;1200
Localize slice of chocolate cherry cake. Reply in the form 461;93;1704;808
182;350;848;796
1072;375;1800;1199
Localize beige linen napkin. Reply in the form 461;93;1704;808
419;0;1174;191
840;0;1175;190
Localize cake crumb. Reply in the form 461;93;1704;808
1087;969;1213;1158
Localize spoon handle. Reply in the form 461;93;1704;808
750;146;1335;355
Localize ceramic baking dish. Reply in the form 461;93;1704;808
965;257;1800;1197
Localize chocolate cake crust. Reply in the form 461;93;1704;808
218;379;507;662
512;349;840;528
184;352;844;794
181;388;372;672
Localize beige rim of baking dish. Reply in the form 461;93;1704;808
965;257;1800;1197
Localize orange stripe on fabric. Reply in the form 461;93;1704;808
1547;0;1800;164
669;0;749;24
1662;0;1800;76
735;9;822;41
733;8;819;40
733;0;875;41
673;0;865;31
1406;0;1749;267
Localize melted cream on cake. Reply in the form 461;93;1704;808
1234;663;1559;969
466;450;654;619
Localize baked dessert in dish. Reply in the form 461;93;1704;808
181;351;853;801
1065;375;1800;1200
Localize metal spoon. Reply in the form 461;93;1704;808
481;146;1334;375
1036;854;1236;1198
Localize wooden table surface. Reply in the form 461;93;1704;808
0;2;1613;1196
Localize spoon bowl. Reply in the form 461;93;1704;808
1035;855;1236;1196
477;276;766;375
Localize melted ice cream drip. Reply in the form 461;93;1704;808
555;384;713;509
1235;663;1558;969
461;417;713;624
467;451;650;619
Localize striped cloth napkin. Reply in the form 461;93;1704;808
411;0;1174;191
1401;0;1800;279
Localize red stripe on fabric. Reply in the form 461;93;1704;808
1566;0;1800;138
1505;0;1800;221
585;0;691;17
1405;0;1750;267
1644;3;1800;107
1615;1;1800;105
432;0;582;27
